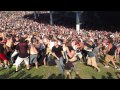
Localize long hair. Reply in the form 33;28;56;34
0;37;3;42
65;41;72;47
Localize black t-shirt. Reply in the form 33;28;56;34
0;43;5;53
68;46;74;52
108;44;117;55
16;42;29;58
52;45;63;58
88;44;95;49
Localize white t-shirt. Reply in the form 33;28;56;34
50;41;54;50
58;41;61;45
63;44;66;51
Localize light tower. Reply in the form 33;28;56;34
50;11;53;25
33;11;37;19
76;11;82;33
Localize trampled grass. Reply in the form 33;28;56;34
0;60;120;79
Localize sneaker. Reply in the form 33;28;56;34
4;65;9;69
116;68;120;70
0;64;3;67
27;68;30;70
55;65;58;67
115;67;118;69
104;66;109;68
15;71;18;73
97;69;101;72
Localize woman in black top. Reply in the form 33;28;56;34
105;38;117;69
65;41;80;79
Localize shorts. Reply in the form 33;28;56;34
87;57;97;67
15;56;29;66
105;54;115;63
29;54;38;64
65;61;78;72
65;61;74;70
0;53;8;61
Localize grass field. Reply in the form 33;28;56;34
0;59;120;79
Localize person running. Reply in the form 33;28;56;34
64;40;79;79
11;35;20;64
80;41;88;63
85;40;100;72
52;40;65;76
93;39;100;63
105;38;117;69
14;37;30;72
29;38;39;69
6;36;13;64
116;45;120;70
0;37;9;69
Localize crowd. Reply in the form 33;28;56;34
0;11;120;79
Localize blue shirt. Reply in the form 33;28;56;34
87;51;95;58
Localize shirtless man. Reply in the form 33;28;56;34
5;36;13;64
29;38;39;69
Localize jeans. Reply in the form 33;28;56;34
64;51;68;62
81;50;87;63
55;57;64;75
95;54;99;63
46;55;51;65
30;54;38;64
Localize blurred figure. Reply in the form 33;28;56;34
52;40;65;75
0;37;9;69
105;38;117;69
15;37;30;72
